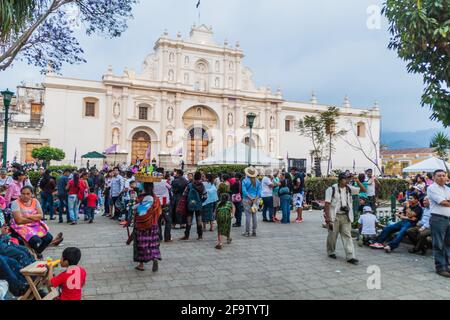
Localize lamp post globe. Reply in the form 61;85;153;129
246;112;257;166
1;89;15;169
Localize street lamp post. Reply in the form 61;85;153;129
246;112;257;166
1;89;14;169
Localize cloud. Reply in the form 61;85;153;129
0;0;445;131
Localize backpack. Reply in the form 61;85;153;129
187;184;202;212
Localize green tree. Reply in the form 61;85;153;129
0;0;35;41
298;115;325;176
382;0;450;127
430;132;450;174
31;146;65;167
320;107;347;176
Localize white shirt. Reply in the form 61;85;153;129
427;183;450;217
153;180;171;205
261;176;273;197
325;184;360;222
358;213;378;235
366;177;376;196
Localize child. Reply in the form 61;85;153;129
121;181;138;226
357;206;379;247
48;247;86;300
85;188;98;224
215;193;235;250
278;180;292;224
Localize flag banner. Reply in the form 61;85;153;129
196;0;201;8
104;144;118;155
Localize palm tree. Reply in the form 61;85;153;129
0;0;36;41
430;132;450;174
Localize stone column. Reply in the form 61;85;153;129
104;87;113;149
176;48;182;84
120;87;129;155
175;93;184;158
160;91;168;154
162;45;168;82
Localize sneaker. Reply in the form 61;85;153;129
384;246;392;253
232;223;241;228
251;232;257;237
243;232;250;237
328;254;337;259
369;243;384;249
262;219;269;222
89;219;94;224
119;221;127;226
179;236;189;241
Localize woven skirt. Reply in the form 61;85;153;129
133;225;161;263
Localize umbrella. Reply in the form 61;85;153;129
81;151;107;159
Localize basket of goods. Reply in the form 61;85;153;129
135;173;162;183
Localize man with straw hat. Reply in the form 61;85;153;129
242;167;262;237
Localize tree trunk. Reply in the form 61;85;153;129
314;157;322;177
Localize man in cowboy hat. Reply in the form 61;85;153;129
242;167;262;237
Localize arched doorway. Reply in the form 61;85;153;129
131;131;151;164
188;127;209;165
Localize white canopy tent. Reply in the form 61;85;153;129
402;157;450;173
198;143;281;167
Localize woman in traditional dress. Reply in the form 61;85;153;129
215;193;235;249
132;182;162;272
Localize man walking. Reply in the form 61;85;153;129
57;169;71;223
324;173;364;265
110;167;125;220
427;170;450;278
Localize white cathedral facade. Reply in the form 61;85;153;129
1;25;381;172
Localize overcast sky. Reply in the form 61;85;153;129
0;0;447;133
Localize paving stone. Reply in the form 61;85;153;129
43;211;447;300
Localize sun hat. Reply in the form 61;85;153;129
244;167;258;178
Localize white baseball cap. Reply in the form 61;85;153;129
363;206;373;213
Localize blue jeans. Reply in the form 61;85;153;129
58;194;69;222
430;215;450;272
97;189;104;209
233;202;243;226
262;196;274;221
85;207;95;221
40;192;54;219
0;255;28;297
68;195;80;222
376;220;413;250
0;239;35;268
280;196;291;224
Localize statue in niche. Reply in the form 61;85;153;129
228;113;233;126
196;107;202;116
166;131;173;148
167;105;174;122
112;129;120;145
270;116;275;129
113;102;120;118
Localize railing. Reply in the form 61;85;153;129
0;117;44;129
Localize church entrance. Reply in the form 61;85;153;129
131;131;151;164
187;128;209;165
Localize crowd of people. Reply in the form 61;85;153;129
0;159;449;300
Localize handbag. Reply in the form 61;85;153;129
231;182;242;203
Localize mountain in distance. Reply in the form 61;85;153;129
381;128;450;150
